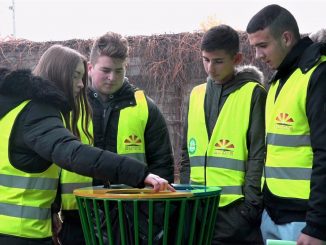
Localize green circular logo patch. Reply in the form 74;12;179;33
188;138;197;154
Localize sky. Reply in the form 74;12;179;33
0;0;325;41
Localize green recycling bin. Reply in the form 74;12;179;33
74;184;221;245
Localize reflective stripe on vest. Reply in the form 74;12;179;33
117;90;148;163
188;82;258;206
0;100;59;238
60;114;93;211
266;134;311;147
265;55;326;200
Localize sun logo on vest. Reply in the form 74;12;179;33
124;134;142;151
214;139;234;156
275;113;294;130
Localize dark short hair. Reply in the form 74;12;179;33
246;4;300;40
201;24;239;56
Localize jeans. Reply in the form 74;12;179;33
261;209;306;244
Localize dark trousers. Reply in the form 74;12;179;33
58;219;85;245
0;235;52;245
212;200;263;245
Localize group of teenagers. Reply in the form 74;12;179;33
0;4;325;245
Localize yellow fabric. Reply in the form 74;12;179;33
117;90;148;163
265;56;326;199
60;112;93;211
188;82;258;206
0;100;59;238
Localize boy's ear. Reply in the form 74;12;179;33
234;53;243;65
87;62;93;73
282;31;294;48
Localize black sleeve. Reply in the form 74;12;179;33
23;102;149;188
302;62;326;240
144;97;175;183
179;102;190;184
244;85;266;209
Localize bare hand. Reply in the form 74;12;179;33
297;233;326;245
144;173;176;192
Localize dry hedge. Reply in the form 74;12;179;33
1;32;273;180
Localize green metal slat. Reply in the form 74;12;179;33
117;200;126;245
188;199;199;245
85;199;97;245
148;200;154;245
76;198;91;245
92;199;104;245
207;195;220;243
162;200;170;245
198;197;210;245
133;200;139;245
103;200;114;245
176;199;186;245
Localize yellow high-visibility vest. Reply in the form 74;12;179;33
116;90;148;163
60;117;93;211
265;55;326;199
188;82;258;206
0;100;59;238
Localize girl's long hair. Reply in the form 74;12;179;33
33;44;93;144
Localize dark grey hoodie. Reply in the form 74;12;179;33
180;65;266;210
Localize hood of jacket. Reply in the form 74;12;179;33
0;68;70;118
234;65;264;84
309;28;326;43
207;65;264;97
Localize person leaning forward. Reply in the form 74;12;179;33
0;45;174;245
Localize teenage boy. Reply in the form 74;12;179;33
180;25;266;244
87;32;175;243
88;32;174;183
247;4;326;244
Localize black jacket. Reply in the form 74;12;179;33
180;65;266;214
87;79;174;183
0;68;149;187
264;37;326;241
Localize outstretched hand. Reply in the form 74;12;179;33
297;233;326;245
144;173;176;192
